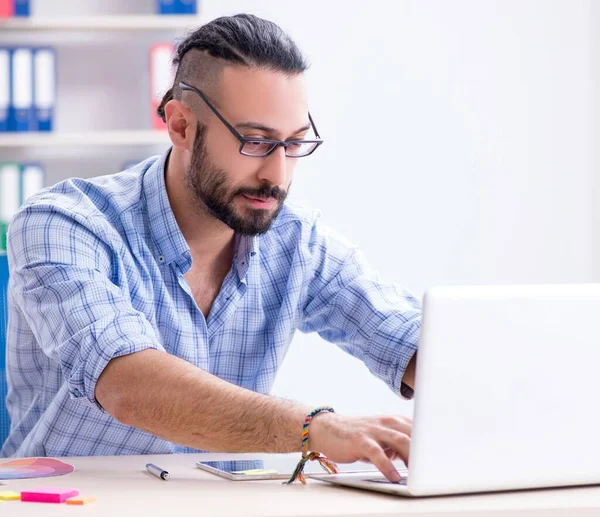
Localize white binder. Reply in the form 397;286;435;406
21;163;45;204
33;48;56;132
0;163;21;224
11;48;35;132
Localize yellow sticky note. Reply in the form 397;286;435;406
0;490;21;501
66;496;97;505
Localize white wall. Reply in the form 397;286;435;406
1;1;595;418
592;1;600;282
219;0;594;417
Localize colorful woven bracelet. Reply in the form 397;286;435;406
284;406;340;485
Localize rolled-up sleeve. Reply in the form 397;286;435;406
299;217;421;398
8;204;165;410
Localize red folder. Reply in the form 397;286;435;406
150;43;175;130
0;0;14;17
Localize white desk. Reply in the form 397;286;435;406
3;453;600;516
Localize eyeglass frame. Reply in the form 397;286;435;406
178;81;324;158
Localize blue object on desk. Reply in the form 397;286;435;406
0;253;10;447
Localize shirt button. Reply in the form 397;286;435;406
158;255;165;263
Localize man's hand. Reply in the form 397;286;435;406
96;349;413;482
308;412;412;482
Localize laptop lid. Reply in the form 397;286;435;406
407;284;600;496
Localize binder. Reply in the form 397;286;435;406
156;0;176;15
14;0;30;17
10;48;35;132
21;162;44;204
0;162;21;252
0;221;7;252
175;0;197;14
0;49;10;132
0;0;14;18
149;43;174;130
33;48;56;132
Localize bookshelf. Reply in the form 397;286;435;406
0;6;202;153
0;5;198;186
0;15;200;31
0;130;171;147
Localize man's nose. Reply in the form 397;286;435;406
257;145;287;187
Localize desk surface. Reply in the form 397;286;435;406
3;452;600;516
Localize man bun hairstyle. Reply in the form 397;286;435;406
157;13;309;122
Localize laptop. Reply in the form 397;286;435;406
317;284;600;497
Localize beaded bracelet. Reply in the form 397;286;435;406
284;406;340;484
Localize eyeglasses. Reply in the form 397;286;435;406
179;82;323;158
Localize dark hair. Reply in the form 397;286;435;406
157;13;309;122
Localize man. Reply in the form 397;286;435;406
2;14;420;483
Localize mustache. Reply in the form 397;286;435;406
234;183;287;202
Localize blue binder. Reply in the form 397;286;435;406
33;48;56;132
176;0;197;14
9;48;35;133
14;0;30;17
156;0;177;15
0;49;9;133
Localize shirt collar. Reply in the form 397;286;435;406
143;147;191;268
143;147;260;277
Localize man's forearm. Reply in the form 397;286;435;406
96;349;310;453
402;353;417;390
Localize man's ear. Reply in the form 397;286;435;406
165;99;193;150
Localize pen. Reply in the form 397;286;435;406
146;463;170;480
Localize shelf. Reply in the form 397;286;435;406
0;130;171;147
0;15;202;31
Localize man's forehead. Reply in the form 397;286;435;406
219;65;306;96
216;66;309;130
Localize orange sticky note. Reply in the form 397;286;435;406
0;490;20;501
66;496;96;505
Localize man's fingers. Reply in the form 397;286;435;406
360;439;402;483
378;415;413;437
375;427;411;467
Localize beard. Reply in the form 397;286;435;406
185;124;288;236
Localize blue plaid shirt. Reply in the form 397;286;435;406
1;148;421;458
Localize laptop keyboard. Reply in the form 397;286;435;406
366;476;408;486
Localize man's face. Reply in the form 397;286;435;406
185;67;310;235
